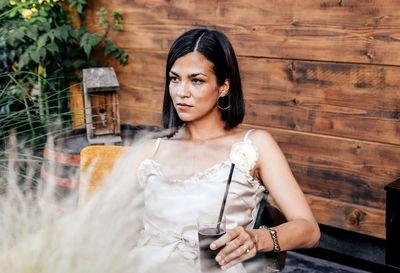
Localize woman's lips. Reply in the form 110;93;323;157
177;103;192;111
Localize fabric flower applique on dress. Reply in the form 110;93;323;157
229;139;259;172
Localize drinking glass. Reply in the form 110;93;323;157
197;214;226;273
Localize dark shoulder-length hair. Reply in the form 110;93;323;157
162;29;245;132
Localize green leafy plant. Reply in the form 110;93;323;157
0;0;128;140
96;8;127;64
0;0;129;187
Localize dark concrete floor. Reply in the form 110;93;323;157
282;251;372;273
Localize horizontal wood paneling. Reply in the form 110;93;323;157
119;106;161;127
86;0;400;65
270;194;386;238
108;50;400;145
264;127;400;210
242;58;400;145
305;195;386;239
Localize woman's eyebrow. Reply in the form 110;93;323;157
189;72;208;78
169;71;208;77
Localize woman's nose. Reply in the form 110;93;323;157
176;81;190;97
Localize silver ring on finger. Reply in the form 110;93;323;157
242;244;250;254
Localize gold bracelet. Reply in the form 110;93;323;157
259;225;281;253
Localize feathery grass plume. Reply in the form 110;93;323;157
0;125;210;273
0;134;145;273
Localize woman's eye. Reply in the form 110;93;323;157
170;76;178;83
192;78;204;84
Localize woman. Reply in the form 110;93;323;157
129;29;320;273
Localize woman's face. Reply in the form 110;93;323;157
169;52;229;124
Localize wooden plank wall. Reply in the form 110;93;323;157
84;0;400;239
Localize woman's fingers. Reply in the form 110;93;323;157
210;227;256;267
210;227;240;250
220;243;257;269
220;246;256;270
218;240;255;266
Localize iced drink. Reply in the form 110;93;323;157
197;214;226;273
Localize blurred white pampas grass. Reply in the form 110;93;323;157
0;136;145;273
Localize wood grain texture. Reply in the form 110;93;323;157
263;127;400;211
241;58;400;145
305;194;386;239
69;83;85;128
106;50;400;144
86;0;400;65
119;106;162;127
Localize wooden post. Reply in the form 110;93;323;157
64;2;84;128
69;82;85;128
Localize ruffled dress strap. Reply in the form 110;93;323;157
137;138;162;187
243;129;254;142
152;137;162;156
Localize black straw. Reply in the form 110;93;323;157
217;163;235;232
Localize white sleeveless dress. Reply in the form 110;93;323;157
128;130;266;273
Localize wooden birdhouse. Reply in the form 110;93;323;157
83;67;121;145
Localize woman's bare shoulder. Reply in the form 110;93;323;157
247;129;282;159
130;137;159;159
247;128;275;144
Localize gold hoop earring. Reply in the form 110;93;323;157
217;94;230;110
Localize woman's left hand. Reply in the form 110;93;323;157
210;226;258;269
